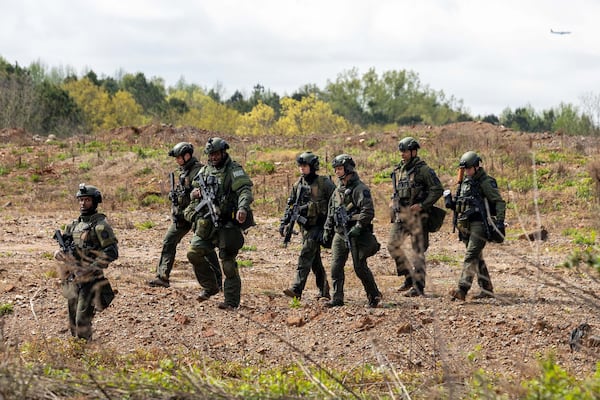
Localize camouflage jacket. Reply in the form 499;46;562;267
392;156;443;210
64;212;119;269
184;155;254;225
324;172;375;234
172;156;203;217
457;168;506;221
286;174;336;227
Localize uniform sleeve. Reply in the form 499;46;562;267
420;167;444;209
92;221;119;267
231;166;254;211
324;177;336;200
323;192;335;233
353;184;375;226
482;178;506;220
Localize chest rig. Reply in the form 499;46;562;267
456;177;482;219
392;165;425;208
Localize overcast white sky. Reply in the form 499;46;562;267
1;0;597;116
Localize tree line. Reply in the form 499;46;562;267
1;56;598;137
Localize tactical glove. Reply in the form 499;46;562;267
496;220;505;237
490;220;505;243
443;189;455;210
348;224;362;237
321;230;333;249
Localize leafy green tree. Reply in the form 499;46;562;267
63;77;114;132
275;94;350;136
323;68;368;126
226;84;281;116
226;90;252;114
323;67;466;127
0;58;38;131
236;101;276;136
121;72;167;117
178;94;241;133
37;81;83;135
110;90;144;127
553;103;593;135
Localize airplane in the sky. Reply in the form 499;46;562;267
551;29;571;35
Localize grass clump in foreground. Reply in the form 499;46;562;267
5;339;392;399
2;338;600;399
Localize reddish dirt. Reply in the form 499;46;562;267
0;122;599;394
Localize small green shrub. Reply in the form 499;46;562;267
522;356;600;399
78;161;92;171
141;194;164;207
135;221;156;230
245;160;276;175
0;302;14;316
135;166;154;176
237;260;253;268
562;228;597;246
288;297;302;308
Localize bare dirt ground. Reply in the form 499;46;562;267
1;122;599;395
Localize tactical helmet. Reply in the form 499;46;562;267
398;136;420;151
459;151;482;168
296;151;320;171
331;154;356;174
168;142;194;157
204;137;230;154
76;183;102;204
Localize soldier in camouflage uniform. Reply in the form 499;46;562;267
184;137;254;310
322;154;382;308
280;151;335;300
149;142;222;289
445;151;506;301
388;137;443;297
54;184;118;341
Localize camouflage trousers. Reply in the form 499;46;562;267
289;225;330;297
156;219;192;280
187;223;244;307
457;221;493;293
62;277;113;341
329;232;380;303
387;221;429;291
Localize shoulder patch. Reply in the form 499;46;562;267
363;189;371;198
232;168;245;178
101;230;110;239
489;177;498;189
429;169;441;184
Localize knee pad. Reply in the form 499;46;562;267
187;247;213;265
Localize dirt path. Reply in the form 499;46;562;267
1;209;598;385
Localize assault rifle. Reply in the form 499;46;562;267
169;172;179;207
282;185;308;247
334;204;361;272
334;205;353;251
448;167;464;233
53;229;75;255
390;168;401;218
168;172;181;223
192;172;220;228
